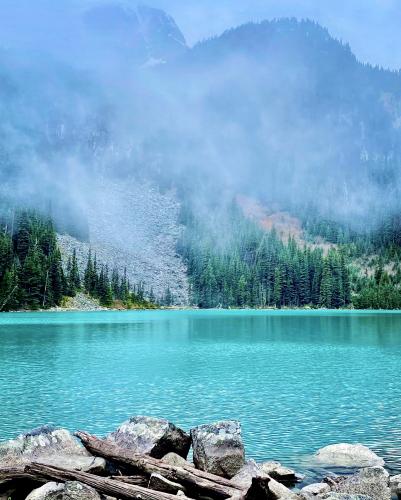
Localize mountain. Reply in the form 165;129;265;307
0;8;401;305
161;19;401;224
83;3;188;66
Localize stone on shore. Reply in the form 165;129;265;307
320;495;373;500
300;482;331;497
314;444;384;468
161;452;193;468
190;420;245;478
261;460;303;483
390;474;401;498
107;416;191;459
332;466;390;500
0;425;104;473
148;473;186;495
231;459;298;499
26;481;102;500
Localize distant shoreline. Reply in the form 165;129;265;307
2;306;401;314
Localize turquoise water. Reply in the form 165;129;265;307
1;309;401;472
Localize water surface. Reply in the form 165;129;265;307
1;309;401;472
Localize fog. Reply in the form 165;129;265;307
0;0;400;234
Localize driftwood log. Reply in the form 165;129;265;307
75;430;243;499
25;463;191;500
0;465;45;486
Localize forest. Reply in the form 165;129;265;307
0;210;154;311
179;205;351;309
1;206;401;311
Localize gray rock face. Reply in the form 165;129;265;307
0;426;91;467
190;421;245;478
26;481;102;500
300;482;330;496
148;473;186;495
161;452;193;468
107;416;191;459
390;474;401;497
314;444;384;468
58;178;190;306
332;466;390;500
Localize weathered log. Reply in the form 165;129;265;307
0;466;42;485
75;431;241;499
25;462;188;500
110;474;149;486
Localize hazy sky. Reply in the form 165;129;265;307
151;0;400;69
0;0;399;69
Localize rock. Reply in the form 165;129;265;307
0;426;91;467
231;460;297;499
148;473;186;495
107;416;191;459
25;483;65;500
231;460;263;489
300;482;331;496
321;495;373;500
26;481;102;500
314;444;384;468
333;466;390;500
261;461;303;483
190;420;245;478
268;477;299;499
390;474;401;498
161;452;193;468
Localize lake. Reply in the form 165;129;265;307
1;309;401;474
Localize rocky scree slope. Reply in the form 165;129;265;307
58;179;189;305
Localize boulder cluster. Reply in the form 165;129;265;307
0;417;397;500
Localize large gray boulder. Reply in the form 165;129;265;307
107;416;191;459
314;444;384;468
26;481;102;500
0;426;104;472
190;421;245;478
332;466;391;500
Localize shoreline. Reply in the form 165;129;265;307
2;306;401;314
0;417;395;499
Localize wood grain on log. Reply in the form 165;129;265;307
25;463;188;500
0;466;41;485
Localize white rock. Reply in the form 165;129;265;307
315;444;384;467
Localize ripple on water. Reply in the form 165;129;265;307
1;309;401;473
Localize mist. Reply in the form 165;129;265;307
0;0;400;236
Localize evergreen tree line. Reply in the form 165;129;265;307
0;210;155;311
0;210;66;310
179;206;351;309
79;249;155;308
